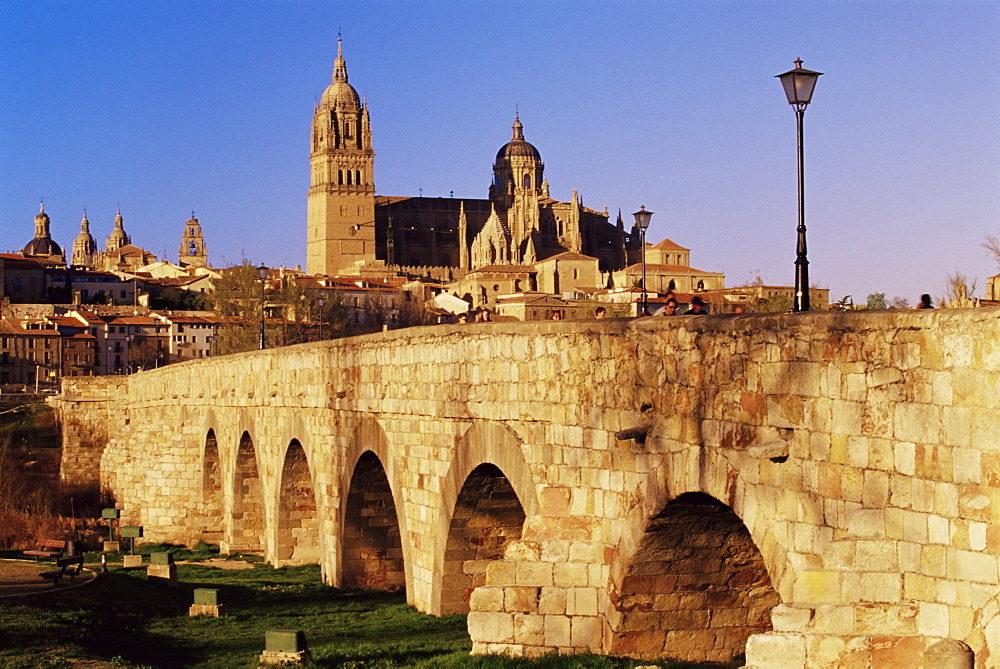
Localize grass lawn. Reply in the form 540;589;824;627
0;546;731;668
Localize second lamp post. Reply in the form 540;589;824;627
257;264;268;349
633;206;653;316
776;58;822;312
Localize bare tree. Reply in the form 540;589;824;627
942;271;978;306
889;296;910;309
983;233;1000;269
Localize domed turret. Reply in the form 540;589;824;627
106;207;131;252
22;202;64;260
72;211;97;268
495;116;542;162
320;38;362;111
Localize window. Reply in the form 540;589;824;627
120;290;126;298
119;327;125;334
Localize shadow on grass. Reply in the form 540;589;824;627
0;561;738;668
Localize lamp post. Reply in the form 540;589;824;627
632;206;653;316
257;264;268;349
776;58;822;312
317;296;326;341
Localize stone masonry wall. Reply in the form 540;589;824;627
52;376;128;485
54;308;1000;667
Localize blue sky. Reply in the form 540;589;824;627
2;1;997;304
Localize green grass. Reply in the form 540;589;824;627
0;553;732;668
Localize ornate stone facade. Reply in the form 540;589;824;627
53;308;1000;666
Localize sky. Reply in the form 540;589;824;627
2;1;998;304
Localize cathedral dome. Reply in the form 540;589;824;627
495;117;541;162
321;81;361;111
23;236;62;257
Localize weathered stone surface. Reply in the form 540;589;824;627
50;309;1000;667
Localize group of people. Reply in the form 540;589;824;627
455;308;493;324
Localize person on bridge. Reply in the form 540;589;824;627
661;298;680;316
917;294;934;309
685;296;709;315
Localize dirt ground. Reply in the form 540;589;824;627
0;558;96;597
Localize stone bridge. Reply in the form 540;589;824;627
54;310;1000;667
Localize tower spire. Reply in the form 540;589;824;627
333;36;348;83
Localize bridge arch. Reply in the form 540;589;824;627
607;491;781;664
431;421;541;614
228;430;265;554
200;427;224;545
275;439;320;566
338;417;412;597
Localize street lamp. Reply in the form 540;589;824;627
632;206;653;316
776;58;822;312
317;296;326;341
257;264;268;349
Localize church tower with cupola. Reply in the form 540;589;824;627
307;38;375;276
179;214;208;268
71;211;97;268
490;114;545;264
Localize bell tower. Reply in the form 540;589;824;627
307;38;376;275
179;213;208;268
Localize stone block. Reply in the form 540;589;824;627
147;563;178;585
467;611;514;644
188;603;227;618
193;588;220;605
513;613;544;645
854;603;918;635
570;615;601;650
744;632;806;669
538;587;566;615
515;561;553;586
858;572;902;602
771;604;814;632
543;614;571;647
504;586;539;613
566;587;598;617
469;586;504;612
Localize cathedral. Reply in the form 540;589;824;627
306;39;642;279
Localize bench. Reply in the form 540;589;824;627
24;539;66;562
40;555;85;585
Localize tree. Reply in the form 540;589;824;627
209;262;267;355
889;296;910;309
942;271;977;307
983;233;1000;269
865;293;887;310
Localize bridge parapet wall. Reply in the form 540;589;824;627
52;308;1000;667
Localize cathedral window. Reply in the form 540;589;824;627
356;170;362;185
523;174;532;189
338;170;344;185
347;170;353;185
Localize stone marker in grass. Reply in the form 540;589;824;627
147;551;177;585
260;629;310;665
189;587;226;618
120;526;143;567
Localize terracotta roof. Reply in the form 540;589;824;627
106;316;160;325
537;252;596;262
468;265;537;274
652;238;690;251
623;263;718;275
